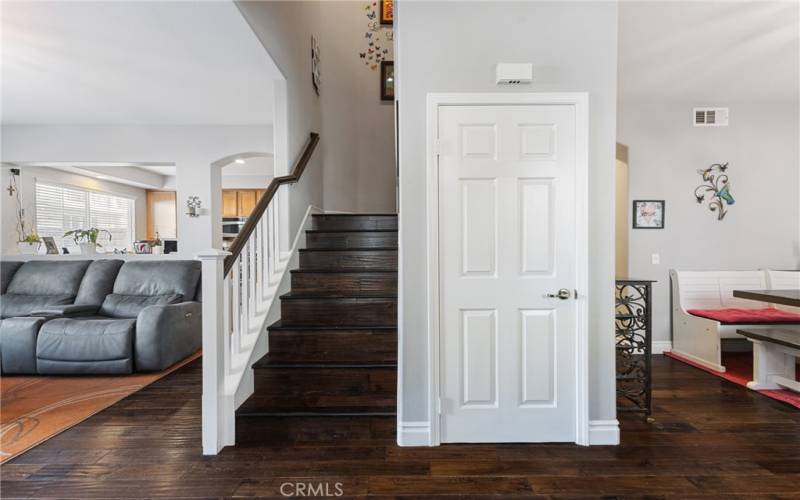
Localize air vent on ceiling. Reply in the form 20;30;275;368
693;107;729;127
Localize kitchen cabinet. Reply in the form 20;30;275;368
222;191;239;217
222;189;264;217
146;191;177;239
237;190;257;217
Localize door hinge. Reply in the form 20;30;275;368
433;139;442;156
436;397;443;415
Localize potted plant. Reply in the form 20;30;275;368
64;227;112;255
151;232;164;255
18;233;41;255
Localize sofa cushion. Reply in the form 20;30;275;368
6;260;91;296
37;317;135;365
75;259;124;305
1;294;73;319
112;261;201;299
98;293;183;318
1;261;24;294
687;308;800;325
0;316;47;373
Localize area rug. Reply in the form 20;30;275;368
0;352;200;463
665;351;800;409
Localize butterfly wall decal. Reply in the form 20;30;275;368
694;162;734;220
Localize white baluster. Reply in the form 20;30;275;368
270;202;279;282
254;222;263;304
231;258;241;355
260;213;269;299
248;236;257;317
241;244;250;336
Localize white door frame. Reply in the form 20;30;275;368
425;92;590;446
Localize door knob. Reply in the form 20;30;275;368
546;288;572;300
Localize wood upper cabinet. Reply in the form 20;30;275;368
146;191;177;239
222;189;263;217
222;191;239;217
237;190;257;217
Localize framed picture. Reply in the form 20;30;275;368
42;236;59;254
380;61;394;101
632;200;665;229
380;0;393;25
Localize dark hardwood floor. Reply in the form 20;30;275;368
2;355;799;498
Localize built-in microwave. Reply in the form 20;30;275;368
222;217;247;238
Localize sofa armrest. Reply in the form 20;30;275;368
28;304;99;317
135;301;201;371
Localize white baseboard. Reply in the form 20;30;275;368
669;348;726;372
398;420;618;446
397;421;431;447
653;341;672;354
589;419;620;445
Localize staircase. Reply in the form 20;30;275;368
237;213;398;418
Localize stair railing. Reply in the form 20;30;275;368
197;132;320;455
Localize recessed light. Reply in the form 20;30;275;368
234;158;246;164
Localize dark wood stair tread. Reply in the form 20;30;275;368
237;404;396;417
291;268;397;273
268;321;396;331
305;229;398;233
280;292;397;302
254;360;398;370
299;248;398;252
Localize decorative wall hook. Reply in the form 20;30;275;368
694;162;734;221
186;196;202;217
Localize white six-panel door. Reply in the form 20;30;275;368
438;104;578;443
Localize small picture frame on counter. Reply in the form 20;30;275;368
42;237;59;254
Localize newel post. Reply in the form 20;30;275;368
196;249;232;455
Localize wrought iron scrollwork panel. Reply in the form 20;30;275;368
616;280;654;419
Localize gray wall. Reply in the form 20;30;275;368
236;1;324;235
396;1;619;427
618;2;800;343
317;2;396;213
238;1;397;223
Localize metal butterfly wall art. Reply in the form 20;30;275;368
694;162;735;220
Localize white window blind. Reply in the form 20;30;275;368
35;181;135;251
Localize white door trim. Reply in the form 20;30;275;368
425;92;590;446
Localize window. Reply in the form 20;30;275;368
35;181;135;251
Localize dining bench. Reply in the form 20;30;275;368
670;269;800;372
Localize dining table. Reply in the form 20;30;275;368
732;289;800;308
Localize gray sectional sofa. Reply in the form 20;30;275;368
0;259;202;375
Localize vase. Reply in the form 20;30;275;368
79;242;97;255
17;242;40;255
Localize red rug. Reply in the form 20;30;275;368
665;351;800;409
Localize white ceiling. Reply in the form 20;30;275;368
619;2;799;103
1;1;282;125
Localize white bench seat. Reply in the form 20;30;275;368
670;269;800;372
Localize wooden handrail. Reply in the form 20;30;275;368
224;132;320;276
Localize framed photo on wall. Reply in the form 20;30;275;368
632;200;665;229
380;61;394;101
380;0;393;25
